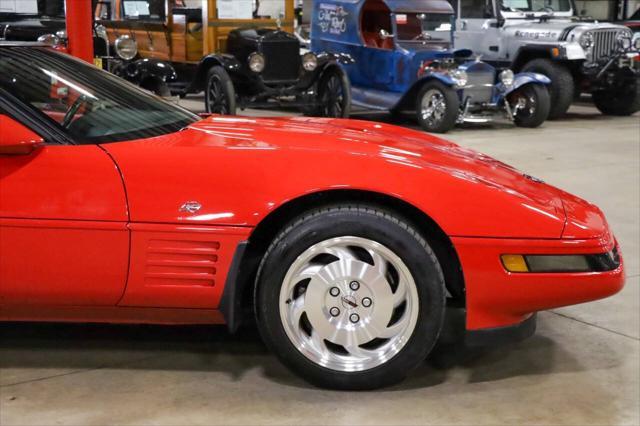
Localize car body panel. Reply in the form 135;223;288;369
103;115;565;239
454;233;624;329
119;222;251;309
0;144;129;306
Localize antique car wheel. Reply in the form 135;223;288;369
255;205;445;390
205;66;236;115
416;81;459;133
509;84;550;128
592;82;640;116
317;68;351;118
522;59;573;120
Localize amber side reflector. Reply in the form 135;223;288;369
501;254;529;272
551;47;560;57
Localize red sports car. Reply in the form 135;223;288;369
0;43;625;390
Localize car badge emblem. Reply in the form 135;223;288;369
179;201;202;213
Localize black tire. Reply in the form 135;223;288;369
205;66;236;115
415;80;459;133
315;67;351;118
255;205;446;390
522;58;574;119
509;84;551;128
592;81;640;116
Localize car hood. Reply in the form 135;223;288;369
186;116;578;236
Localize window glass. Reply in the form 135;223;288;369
396;13;452;41
460;0;493;18
122;0;165;20
500;0;572;12
0;47;198;144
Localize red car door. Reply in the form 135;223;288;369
0;115;129;306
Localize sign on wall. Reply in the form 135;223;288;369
0;0;38;13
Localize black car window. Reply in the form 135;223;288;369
459;0;494;18
0;46;198;144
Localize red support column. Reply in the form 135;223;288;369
65;0;94;63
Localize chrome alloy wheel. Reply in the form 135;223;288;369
420;89;447;126
279;236;420;372
511;90;537;117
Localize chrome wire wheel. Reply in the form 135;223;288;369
420;88;447;126
279;236;420;372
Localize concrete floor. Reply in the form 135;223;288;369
1;101;638;425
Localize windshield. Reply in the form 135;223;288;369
0;47;198;144
500;0;572;13
395;13;452;42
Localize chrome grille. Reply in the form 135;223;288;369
464;69;494;104
592;29;623;62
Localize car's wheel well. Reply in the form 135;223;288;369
394;77;448;113
231;189;465;329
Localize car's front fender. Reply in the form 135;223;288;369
191;54;243;93
134;58;178;83
499;72;551;96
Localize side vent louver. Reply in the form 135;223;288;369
145;239;219;287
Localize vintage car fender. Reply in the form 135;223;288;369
134;58;178;83
191;54;243;92
114;57;177;95
499;72;552;96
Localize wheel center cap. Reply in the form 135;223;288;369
341;295;358;309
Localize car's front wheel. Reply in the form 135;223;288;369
205;66;236;115
255;205;446;390
316;68;351;118
509;83;551;128
521;59;574;119
415;81;460;133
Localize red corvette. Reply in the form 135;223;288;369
0;44;625;389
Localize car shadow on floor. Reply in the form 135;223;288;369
0;314;594;391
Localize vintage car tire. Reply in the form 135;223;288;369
316;68;351;118
415;81;459;133
510;84;551;128
205;66;237;115
254;205;446;390
592;83;640;116
522;59;573;120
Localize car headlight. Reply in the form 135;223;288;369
115;35;137;61
499;69;515;87
37;33;61;47
501;248;620;273
302;52;318;72
450;69;468;87
579;31;594;49
94;24;108;42
633;34;640;51
617;31;633;51
248;52;265;73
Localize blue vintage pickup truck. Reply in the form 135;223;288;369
310;0;552;132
